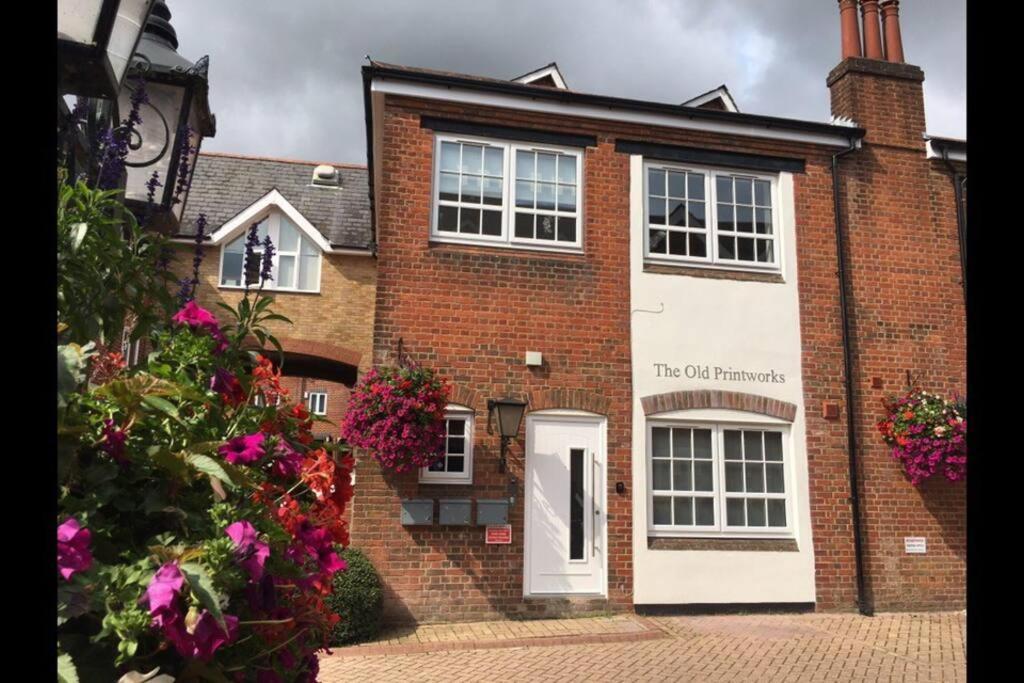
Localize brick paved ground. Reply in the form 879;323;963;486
319;611;965;682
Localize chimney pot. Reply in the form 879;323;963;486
880;0;905;63
838;0;863;60
859;1;885;60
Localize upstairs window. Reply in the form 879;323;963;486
644;162;779;271
306;391;327;415
432;135;583;251
220;212;322;292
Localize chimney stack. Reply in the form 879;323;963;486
880;0;905;63
859;1;885;60
838;0;863;59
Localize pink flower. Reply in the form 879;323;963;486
226;520;270;581
101;419;128;464
57;518;92;580
189;611;240;661
270;442;304;480
219;433;266;465
172;301;230;354
211;368;246;406
144;562;186;618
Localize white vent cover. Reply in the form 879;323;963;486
311;164;340;187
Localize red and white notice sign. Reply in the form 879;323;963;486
485;524;512;544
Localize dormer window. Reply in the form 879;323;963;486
220;210;322;292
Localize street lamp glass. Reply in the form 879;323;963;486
492;399;527;439
58;0;155;98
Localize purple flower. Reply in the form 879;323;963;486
141;563;239;661
243;223;261;290
211;368;245;406
219;433;266;465
144;562;185;619
226;521;270;581
260;234;275;284
171;124;195;205
57;518;92;580
270;441;303;479
101;419;128;464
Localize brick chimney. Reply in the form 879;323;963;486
827;0;925;148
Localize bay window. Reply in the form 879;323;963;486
220;211;322;292
432;135;583;250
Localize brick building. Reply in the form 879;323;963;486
353;0;965;623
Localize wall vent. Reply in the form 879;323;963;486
311;164;341;187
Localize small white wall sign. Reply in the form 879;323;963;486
904;537;927;554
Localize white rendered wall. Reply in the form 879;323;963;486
628;155;817;605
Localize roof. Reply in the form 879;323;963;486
179;152;372;249
511;62;568;89
681;85;739;113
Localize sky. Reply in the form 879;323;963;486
170;0;966;165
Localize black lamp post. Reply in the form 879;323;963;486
487;398;527;474
58;0;156;99
118;1;216;233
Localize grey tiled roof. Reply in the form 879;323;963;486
179;152;372;249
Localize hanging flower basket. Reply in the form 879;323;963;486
340;365;451;473
876;388;966;486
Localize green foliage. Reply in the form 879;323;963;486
326;548;384;645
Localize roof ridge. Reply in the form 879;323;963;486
198;150;367;170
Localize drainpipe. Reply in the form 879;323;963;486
831;135;873;617
940;148;967;305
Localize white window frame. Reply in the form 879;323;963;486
306;391;327;415
642;161;782;274
419;407;474;485
430;133;584;253
646;420;794;539
218;209;323;294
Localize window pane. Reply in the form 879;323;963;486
745;463;765;493
764;432;783;461
278;255;296;288
653;459;671;490
483;177;503;206
653;497;672;525
693;429;712;459
557;217;576;243
459;208;481;234
668;199;686;227
298;253;319;291
695;498;715;525
439;172;459;202
650;229;667;254
462;145;482;173
726;498;745;526
755;208;772;234
481;210;502;236
301;237;317;256
766;464;785;493
537;215;556;240
557;185;576;212
755;180;771;206
652;427;671;457
689;233;707;257
514;213;534;238
674;497;693;526
516;150;535;179
225;235;246;254
724;430;742;458
725;463;743;492
738;237;755;261
448;419;465;436
747;499;767;526
735;178;753;204
484;147;503;176
688;202;706;229
537;153;556;182
757;240;774;263
688;173;705;200
429;458;446;472
736;206;754;233
438;205;458;232
672;460;692;491
672;428;690;458
447;436;465;455
648;168;665;196
649;198;666;225
718;236;736;260
440;142;460;172
570;449;584;560
537;183;556;211
768;499;787;527
668;231;686;256
693;461;713;491
558;156;576;184
461;175;481;204
447;456;465;473
668;172;686;199
516;180;535;209
744;432;763;460
716;175;733;202
279;219;299;252
221;252;243;286
717;204;734;231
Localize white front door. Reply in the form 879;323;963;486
524;414;606;596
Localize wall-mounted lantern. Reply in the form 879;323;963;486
58;0;156;99
487;397;527;473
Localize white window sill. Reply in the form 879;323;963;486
643;256;781;275
218;284;322;295
647;528;794;540
429;235;585;256
418;476;473;486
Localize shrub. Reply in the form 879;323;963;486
326;548;383;645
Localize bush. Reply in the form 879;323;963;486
326;548;383;645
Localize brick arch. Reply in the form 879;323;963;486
448;385;482;412
248;336;361;386
641;389;797;422
527;388;611;416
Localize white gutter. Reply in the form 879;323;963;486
925;139;967;163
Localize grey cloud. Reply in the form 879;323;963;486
169;0;965;164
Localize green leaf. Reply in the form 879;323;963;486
141;395;181;421
57;652;79;683
180;563;226;632
70;222;88;251
185;454;238;489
